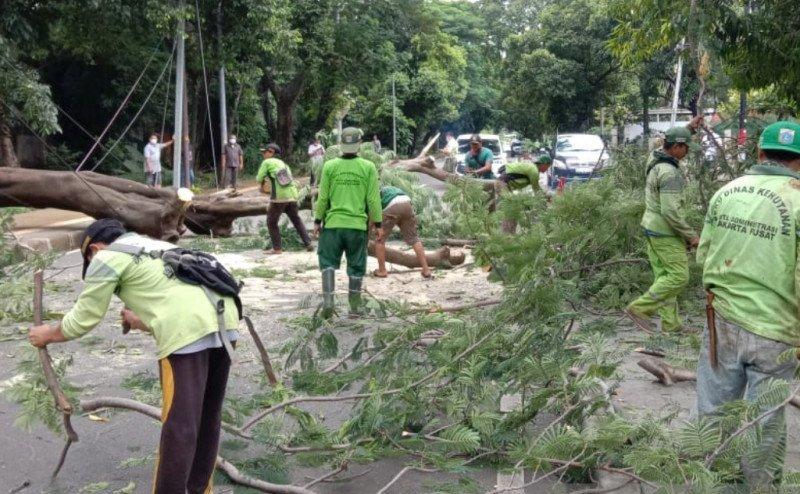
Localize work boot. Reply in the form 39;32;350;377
321;268;336;319
348;276;364;318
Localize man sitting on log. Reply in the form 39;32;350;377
256;143;314;254
373;185;432;279
695;121;800;488
28;219;239;493
314;127;383;318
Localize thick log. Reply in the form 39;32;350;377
0;168;271;239
368;241;465;268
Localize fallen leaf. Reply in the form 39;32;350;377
88;414;109;423
113;482;136;494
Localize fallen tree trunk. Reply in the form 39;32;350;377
636;357;800;409
0;168;271;239
367;241;465;268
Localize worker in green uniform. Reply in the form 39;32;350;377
625;116;703;332
256;143;313;254
495;155;552;233
314;127;383;317
464;134;494;179
28;219;239;493
695;121;800;487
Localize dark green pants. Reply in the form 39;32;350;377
317;228;368;277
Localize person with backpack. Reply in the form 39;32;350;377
256;143;314;254
625;116;703;333
373;185;432;279
314;127;383;317
28;218;239;494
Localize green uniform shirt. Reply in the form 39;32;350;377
465;148;494;179
640;150;697;240
503;161;541;192
315;156;382;230
256;158;299;202
380;186;407;210
61;233;239;359
697;163;800;346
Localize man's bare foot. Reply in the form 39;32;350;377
264;249;283;255
421;268;433;279
305;244;315;252
372;269;388;278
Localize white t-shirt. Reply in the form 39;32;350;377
144;142;168;172
308;143;325;159
444;138;458;155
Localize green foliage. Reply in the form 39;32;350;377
120;370;161;406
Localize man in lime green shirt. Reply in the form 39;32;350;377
256;143;313;254
495;155;552;233
314;127;383;317
28;219;238;493
695;121;800;487
625;116;702;333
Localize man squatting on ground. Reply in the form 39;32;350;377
495;154;552;233
143;133;173;188
28;219;238;493
695;121;800;487
373;185;432;279
625;115;703;333
256;143;314;254
222;133;244;190
314;127;383;317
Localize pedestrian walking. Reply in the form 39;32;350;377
372;134;382;154
314;127;383;317
28;219;239;494
625;116;703;333
143;133;173;188
256;143;313;254
222;134;244;191
308;137;325;185
695;121;800;488
373;185;432;279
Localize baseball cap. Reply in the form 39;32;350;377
341;127;363;154
469;134;482;144
259;143;282;155
663;126;693;145
80;218;126;279
759;121;800;156
535;155;553;165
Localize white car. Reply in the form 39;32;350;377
454;134;506;178
549;133;611;188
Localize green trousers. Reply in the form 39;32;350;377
317;227;368;277
627;235;689;332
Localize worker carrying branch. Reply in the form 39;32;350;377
495;154;553;233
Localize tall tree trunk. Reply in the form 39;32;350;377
0;105;20;168
262;72;306;157
259;78;276;140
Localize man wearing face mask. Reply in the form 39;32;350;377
143;133;173;188
222;134;244;191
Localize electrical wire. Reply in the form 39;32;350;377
75;42;163;171
194;0;220;189
90;41;177;172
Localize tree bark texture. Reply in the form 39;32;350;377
367;241;465;268
262;72;306;157
0;104;20;167
0;168;271;239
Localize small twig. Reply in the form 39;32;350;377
634;347;666;358
244;316;278;386
8;480;30;494
322;467;373;483
216;456;317;494
558;258;647;276
375;466;438;494
303;461;348;488
408;299;501;314
704;386;799;467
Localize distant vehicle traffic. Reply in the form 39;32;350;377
454;134;507;178
624;108;693;142
549;133;611;188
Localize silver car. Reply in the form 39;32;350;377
549;133;611;188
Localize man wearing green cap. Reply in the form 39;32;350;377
625;115;703;333
695;121;800;487
495;154;552;233
314;127;383;317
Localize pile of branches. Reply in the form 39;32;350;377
6;147;799;492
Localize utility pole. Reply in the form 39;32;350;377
182;70;190;188
172;0;186;189
217;1;228;155
669;38;685;127
392;74;397;154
